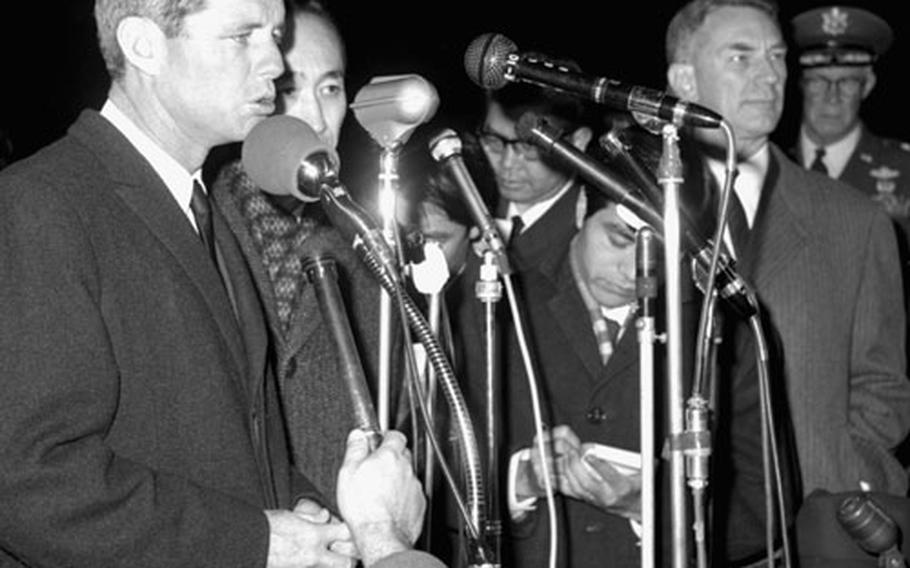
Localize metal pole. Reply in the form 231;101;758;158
636;227;659;568
658;123;688;568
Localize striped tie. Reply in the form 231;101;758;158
591;310;621;365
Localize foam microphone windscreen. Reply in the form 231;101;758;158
242;115;331;199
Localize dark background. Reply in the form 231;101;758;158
1;1;907;185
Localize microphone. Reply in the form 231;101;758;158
464;33;723;129
242;115;398;279
303;255;383;449
516;111;756;318
837;494;907;567
428;128;512;275
636;227;659;320
351;74;440;148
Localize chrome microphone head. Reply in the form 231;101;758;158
350;74;439;148
464;33;518;89
428;128;462;162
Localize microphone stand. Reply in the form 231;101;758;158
636;227;659;568
475;249;504;568
376;147;406;430
657;123;688;568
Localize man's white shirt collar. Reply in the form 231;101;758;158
100;99;203;228
707;144;769;256
799;124;861;180
497;178;575;239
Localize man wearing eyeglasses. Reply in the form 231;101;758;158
792;7;910;251
474;72;594;270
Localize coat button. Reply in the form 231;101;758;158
284;357;297;378
586;406;607;424
584;522;605;533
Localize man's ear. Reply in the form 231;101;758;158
569;125;593;152
116;16;167;76
667;62;697;100
861;68;877;100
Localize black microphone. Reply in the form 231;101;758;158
838;494;907;567
242;115;398;279
516;111;756;318
464;33;723;129
428;128;512;275
636;227;659;320
303;255;383;449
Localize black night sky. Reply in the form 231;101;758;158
2;1;907;180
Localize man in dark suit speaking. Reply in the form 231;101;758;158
0;0;425;566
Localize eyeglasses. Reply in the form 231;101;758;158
802;75;865;98
476;127;542;161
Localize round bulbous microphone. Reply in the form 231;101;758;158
242;114;336;202
464;32;724;129
242;115;399;279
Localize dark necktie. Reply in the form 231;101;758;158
591;311;622;366
190;180;217;265
810;146;828;176
727;190;751;256
190;180;239;319
507;215;524;249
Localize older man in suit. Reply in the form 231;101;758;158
0;0;425;566
665;0;910;497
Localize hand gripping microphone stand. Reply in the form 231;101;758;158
351;74;439;430
243;115;491;565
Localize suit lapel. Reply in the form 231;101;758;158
747;147;809;290
72;112;250;387
544;253;604;385
213;206;269;399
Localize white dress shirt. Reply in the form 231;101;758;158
798;124;861;180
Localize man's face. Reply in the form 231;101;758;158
480;101;572;210
679;6;787;154
157;0;285;148
575;203;637;309
277;12;347;150
800;65;871;146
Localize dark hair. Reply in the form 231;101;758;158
666;0;779;64
95;0;207;80
284;0;346;66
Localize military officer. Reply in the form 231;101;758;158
791;6;910;251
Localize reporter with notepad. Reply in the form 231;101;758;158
494;184;799;567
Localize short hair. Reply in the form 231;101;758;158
665;0;779;64
284;0;346;66
485;53;593;135
95;0;207;80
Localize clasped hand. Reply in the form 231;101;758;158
266;428;426;567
